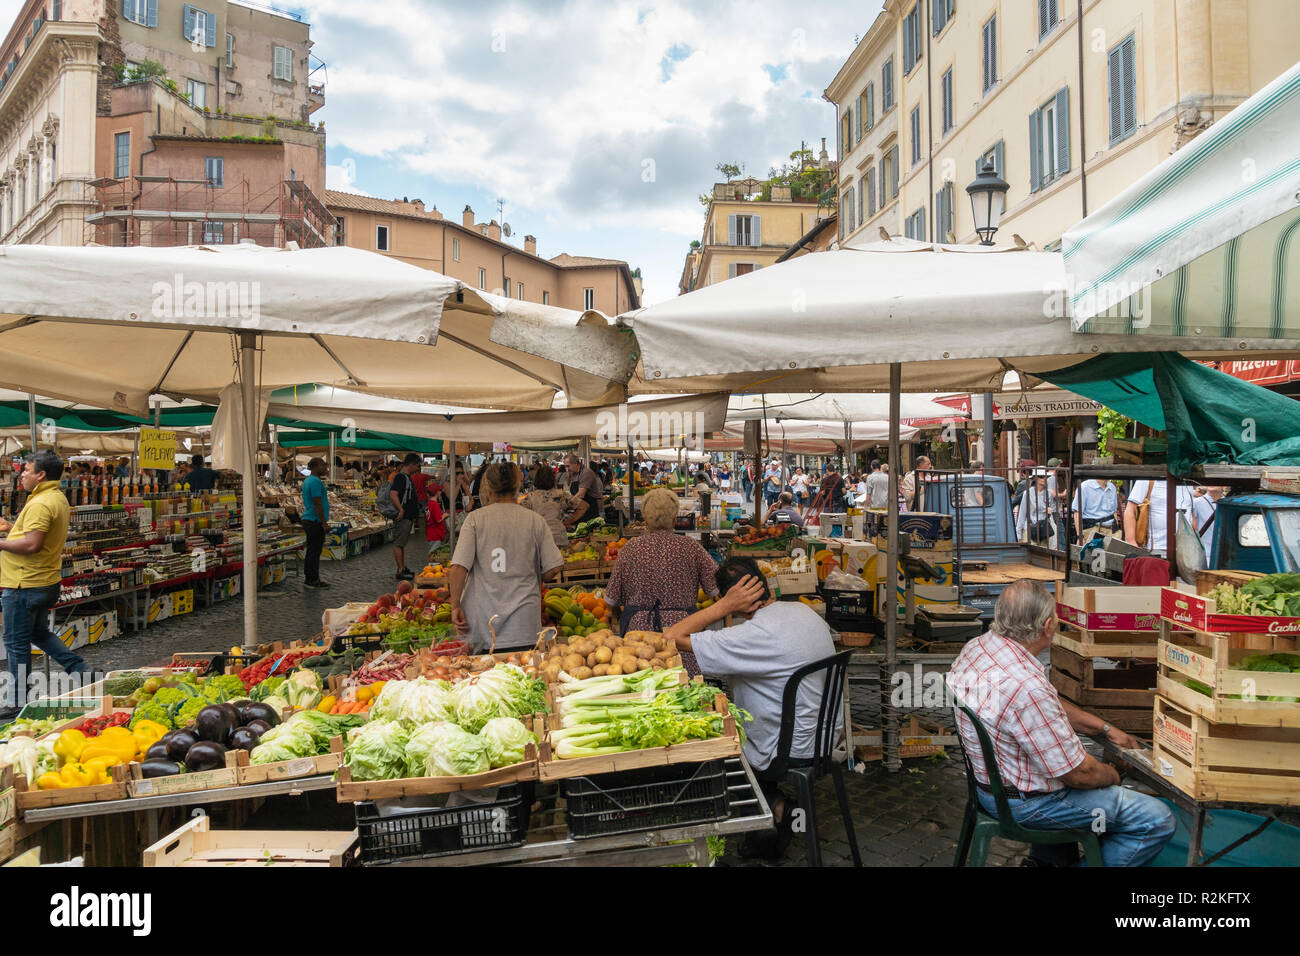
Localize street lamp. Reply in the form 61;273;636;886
966;162;1010;245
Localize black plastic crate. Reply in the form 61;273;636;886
562;760;729;839
821;586;875;631
353;783;532;865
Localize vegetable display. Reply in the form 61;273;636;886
0;716;57;740
1183;652;1300;702
250;710;365;764
238;648;323;691
539;628;681;683
1207;573;1300;617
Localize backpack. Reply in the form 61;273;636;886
379;476;411;520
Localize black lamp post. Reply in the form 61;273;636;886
966;162;1010;245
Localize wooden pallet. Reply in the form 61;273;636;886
1151;696;1300;806
1053;621;1188;659
1155;635;1300;727
1049;645;1156;709
143;816;360;867
331;729;540;801
537;691;740;781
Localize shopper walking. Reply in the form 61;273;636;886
389;453;422;581
522;463;582;550
185;453;219;491
301;456;330;589
1;451;84;713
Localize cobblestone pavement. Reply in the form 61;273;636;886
72;544;1026;867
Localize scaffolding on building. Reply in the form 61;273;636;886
83;175;336;249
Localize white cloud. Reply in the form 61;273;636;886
326;162;370;195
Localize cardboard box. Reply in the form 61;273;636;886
82;611;120;645
170;589;195;616
34;617;86;654
147;593;173;624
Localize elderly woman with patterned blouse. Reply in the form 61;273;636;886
604;488;719;677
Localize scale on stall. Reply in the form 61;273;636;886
896;542;984;641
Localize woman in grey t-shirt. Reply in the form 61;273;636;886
450;463;564;651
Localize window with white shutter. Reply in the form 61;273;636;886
452;238;460;261
1108;33;1137;145
981;16;997;93
273;45;293;82
478;268;486;290
584;288;595;309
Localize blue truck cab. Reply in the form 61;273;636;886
1211;493;1300;573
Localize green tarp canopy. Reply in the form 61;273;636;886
1040;352;1300;475
275;430;444;454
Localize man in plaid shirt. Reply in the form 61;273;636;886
947;581;1175;866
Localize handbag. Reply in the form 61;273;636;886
1135;483;1154;549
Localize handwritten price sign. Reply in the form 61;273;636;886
139;429;176;470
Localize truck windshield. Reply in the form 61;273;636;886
1239;510;1300;569
1274;510;1300;568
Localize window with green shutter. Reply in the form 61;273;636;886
933;0;954;34
981;16;997;93
183;5;215;47
882;58;894;111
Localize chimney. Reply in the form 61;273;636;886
819;137;829;165
462;205;475;227
524;234;537;255
488;219;502;241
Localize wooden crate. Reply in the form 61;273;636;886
1053;621;1194;659
14;762;131;813
128;759;238;798
230;748;342;786
143;816;359;867
1151;696;1300;806
1160;586;1300;652
537;691;740;781
1055;585;1166;633
0;765;14;828
1195;569;1265;595
331;723;540;801
1156;635;1300;727
1049;644;1156;709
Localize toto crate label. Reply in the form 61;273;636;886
1153;713;1196;763
1161;588;1207;631
1162;642;1210;680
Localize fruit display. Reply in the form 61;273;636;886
348;580;453;635
565;544;599;563
696;588;715;610
419;562;450;580
604;537;630;561
538;629;682;683
545;587;613;637
733;523;796;548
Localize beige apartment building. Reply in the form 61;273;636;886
326;191;642;315
825;0;1300;250
0;0;328;248
680;166;834;293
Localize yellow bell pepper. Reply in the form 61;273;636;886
59;762;96;788
53;728;87;765
35;771;65;790
98;726;133;741
80;735;138;766
83;755;119;777
132;719;168;755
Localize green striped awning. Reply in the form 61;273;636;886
1063;59;1300;342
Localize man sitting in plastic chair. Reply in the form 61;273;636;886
946;580;1176;866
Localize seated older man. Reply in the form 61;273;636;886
947;580;1175;867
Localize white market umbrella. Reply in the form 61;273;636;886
1064;59;1300;343
726;392;959;422
0;243;627;649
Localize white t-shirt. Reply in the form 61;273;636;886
1128;481;1198;555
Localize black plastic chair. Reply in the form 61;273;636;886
764;649;862;867
953;702;1103;866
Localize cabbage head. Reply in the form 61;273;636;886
414;722;491;777
480;717;536;769
343;719;410;780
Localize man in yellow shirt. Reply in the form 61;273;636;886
1;451;83;712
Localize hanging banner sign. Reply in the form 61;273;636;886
139;429;177;470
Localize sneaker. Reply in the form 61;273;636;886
304;580;330;589
396;570;414;581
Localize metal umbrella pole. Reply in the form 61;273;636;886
27;393;37;453
884;362;902;772
983;392;995;470
239;332;260;653
447;448;457;555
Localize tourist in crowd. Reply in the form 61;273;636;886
0;451;85;713
665;557;835;859
900;456;933;511
1017;473;1056;546
300;456;330;590
715;460;732;492
449;462;563;652
186;453;218;492
1072;477;1120;539
763;491;804;528
947;581;1174;866
742;460;755;502
522;463;582;550
865;459;889;509
605;488;718;677
790;466;810;514
1122;478;1213;558
388;453;422;581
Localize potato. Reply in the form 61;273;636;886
636;644;654;660
621;659;639;674
595;645;613;664
654;648;674;660
646;635;665;650
586;651;600;667
666;655;682;668
651;660;664;670
572;666;594;680
604;635;624;649
563;653;585;671
574;640;595;657
591;663;609;677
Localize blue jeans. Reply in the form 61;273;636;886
3;583;84;709
977;785;1175;867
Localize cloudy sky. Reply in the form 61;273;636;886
302;0;876;304
0;0;880;304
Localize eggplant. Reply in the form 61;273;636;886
162;729;198;763
139;759;184;778
245;719;271;736
194;705;237;743
184;740;227;772
144;742;169;761
216;702;242;727
231;699;259;724
240;702;281;727
227;727;261;752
